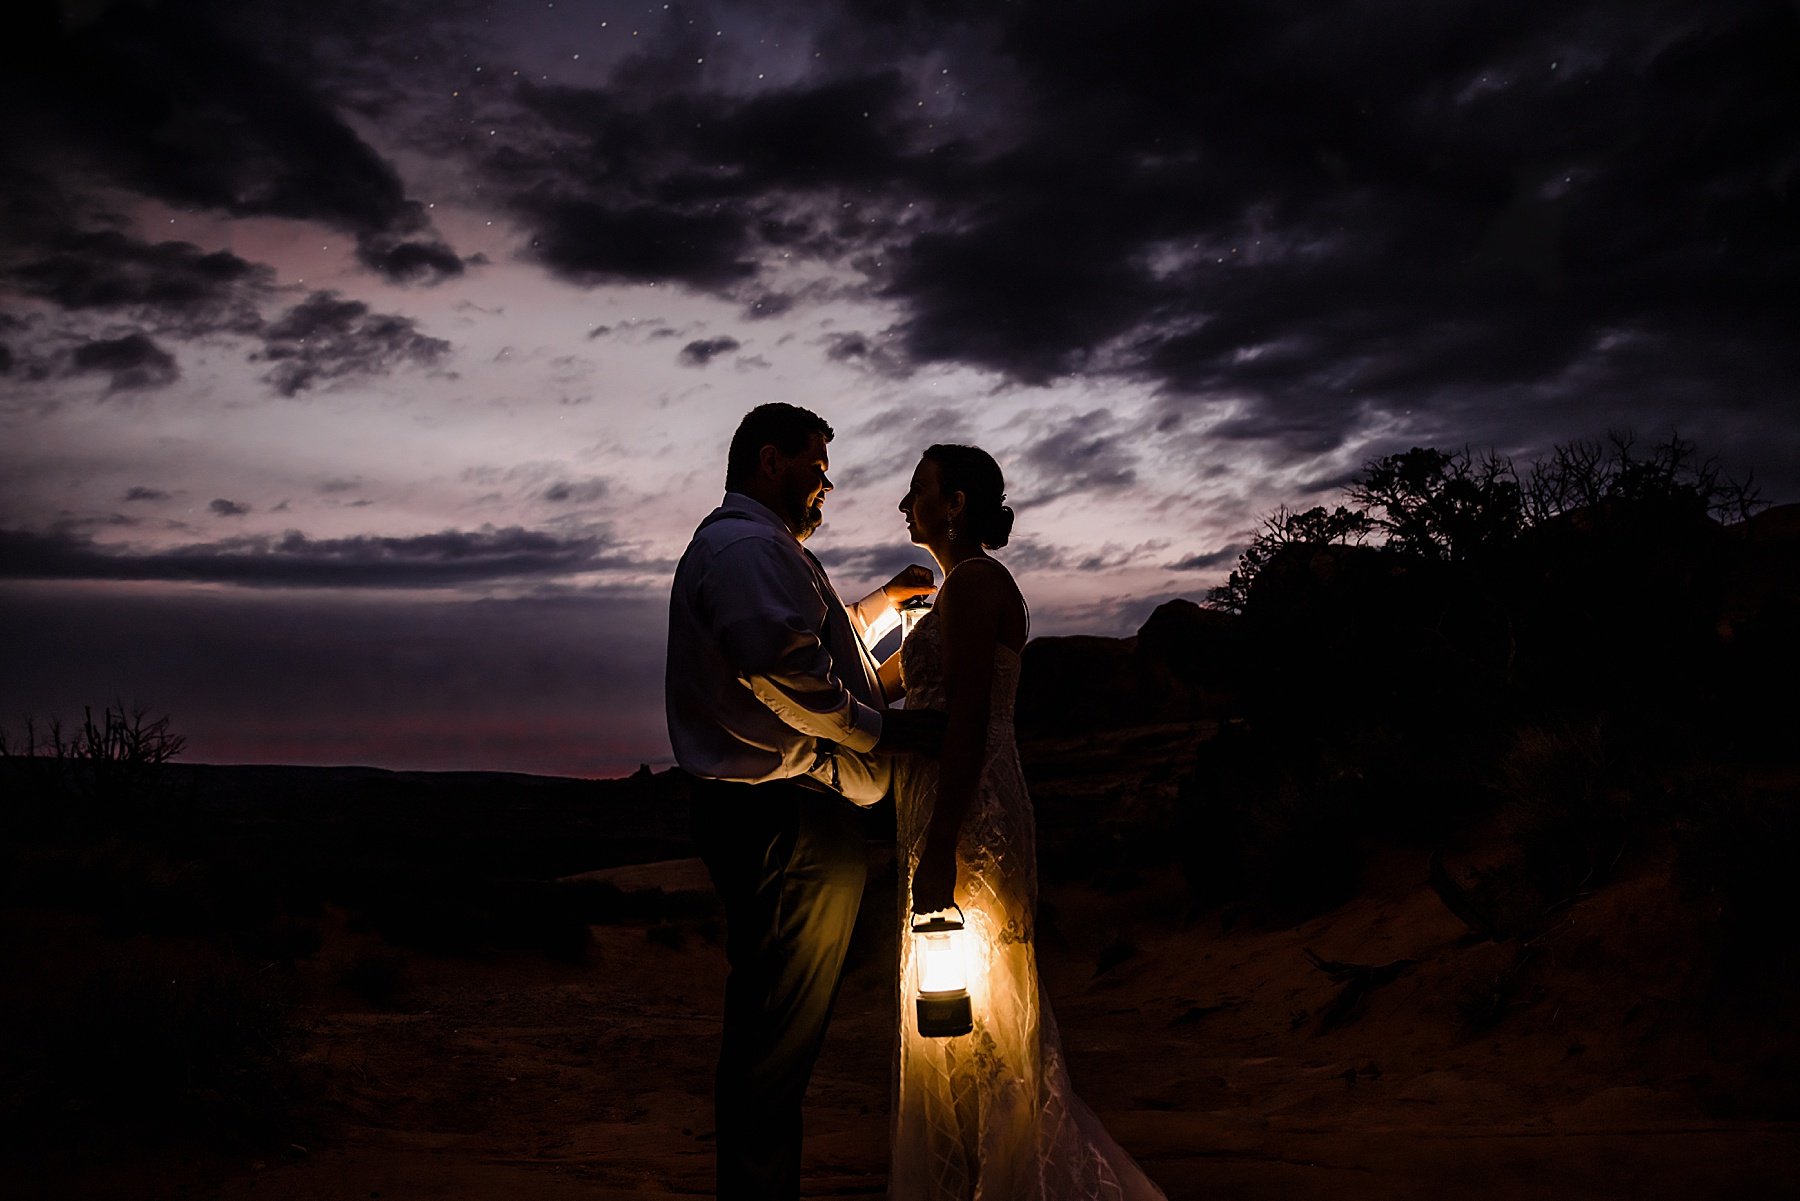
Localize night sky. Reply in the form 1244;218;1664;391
3;0;1796;776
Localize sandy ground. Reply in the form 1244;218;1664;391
16;724;1800;1199
142;849;1792;1201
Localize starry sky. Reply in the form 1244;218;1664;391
2;0;1796;776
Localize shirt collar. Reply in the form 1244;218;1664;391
718;491;799;540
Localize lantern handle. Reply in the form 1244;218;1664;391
909;902;966;929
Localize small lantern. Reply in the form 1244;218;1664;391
898;593;934;641
911;905;973;1038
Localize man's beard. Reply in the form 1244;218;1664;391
793;503;824;541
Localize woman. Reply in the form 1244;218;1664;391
890;444;1166;1201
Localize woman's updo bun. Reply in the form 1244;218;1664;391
923;443;1014;550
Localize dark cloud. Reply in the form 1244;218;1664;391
0;524;665;590
986;536;1067;575
209;498;251;517
1069;540;1173;573
6;0;1793;484
355;236;467;284
8;230;272;334
678;336;742;367
931;1;1793;463
883;205;1162;387
1168;546;1242;572
455;0;1798;482
809;540;930;586
823;331;911;378
825;333;875;362
542;478;610;504
0;344;11;374
256;291;452;396
3;2;461;284
526;199;757;288
491;67;937;292
834;403;979;490
123;486;169;503
1016;411;1139;505
68;332;179;392
851;403;977;442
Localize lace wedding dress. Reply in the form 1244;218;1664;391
891;604;1167;1201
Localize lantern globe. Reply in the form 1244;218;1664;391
899;594;934;641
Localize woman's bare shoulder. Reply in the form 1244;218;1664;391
939;555;1016;599
938;556;1026;636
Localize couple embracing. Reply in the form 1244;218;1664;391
666;403;1164;1201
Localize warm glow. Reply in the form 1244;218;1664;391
899;596;933;642
863;602;902;645
916;924;968;994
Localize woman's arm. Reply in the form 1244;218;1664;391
876;647;905;703
909;561;1007;913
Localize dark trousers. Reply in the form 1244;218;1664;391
689;775;868;1201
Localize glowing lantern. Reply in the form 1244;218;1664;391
911;905;973;1037
899;594;934;641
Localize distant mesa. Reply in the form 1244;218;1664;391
1018;598;1239;735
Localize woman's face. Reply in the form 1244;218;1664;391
899;457;956;546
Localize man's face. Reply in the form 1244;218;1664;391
773;431;833;540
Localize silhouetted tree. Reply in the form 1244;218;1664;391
1;701;185;765
1521;431;1759;526
1207;504;1372;614
1;701;186;808
1349;446;1524;562
1208;432;1760;610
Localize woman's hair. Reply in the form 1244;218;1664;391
922;443;1014;549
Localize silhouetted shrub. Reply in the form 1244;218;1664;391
0;702;187;819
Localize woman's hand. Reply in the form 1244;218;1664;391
911;835;958;914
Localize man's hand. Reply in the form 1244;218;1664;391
882;563;936;608
875;707;947;755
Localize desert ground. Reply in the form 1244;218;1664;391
10;719;1798;1200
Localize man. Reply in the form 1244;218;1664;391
666;402;939;1201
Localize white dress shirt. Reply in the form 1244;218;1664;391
666;492;892;793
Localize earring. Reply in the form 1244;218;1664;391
948;520;959;543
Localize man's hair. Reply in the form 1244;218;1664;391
725;403;834;491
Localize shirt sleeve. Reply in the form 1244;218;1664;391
849;586;900;648
703;537;883;753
